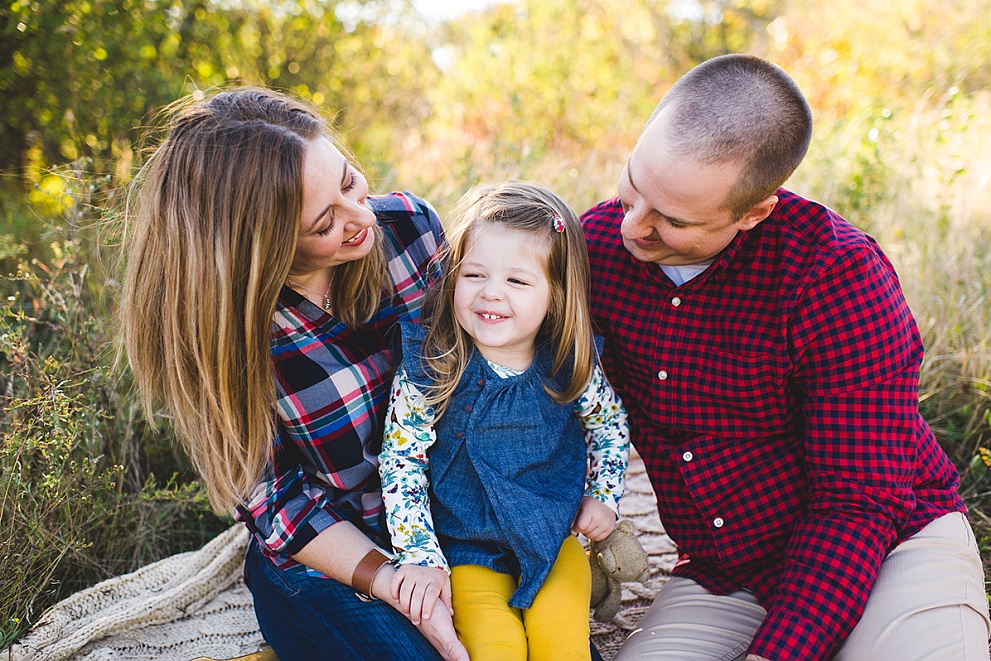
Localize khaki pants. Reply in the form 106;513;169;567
614;512;991;660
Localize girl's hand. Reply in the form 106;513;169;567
571;496;617;541
391;563;453;625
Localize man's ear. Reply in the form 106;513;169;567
735;195;778;231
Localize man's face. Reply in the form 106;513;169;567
617;108;768;266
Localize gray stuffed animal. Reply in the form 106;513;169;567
588;519;650;622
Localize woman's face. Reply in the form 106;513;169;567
290;136;376;276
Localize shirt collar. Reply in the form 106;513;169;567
707;225;753;282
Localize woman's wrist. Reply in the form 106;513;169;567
352;547;393;601
370;562;397;601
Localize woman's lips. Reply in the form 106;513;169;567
342;228;368;246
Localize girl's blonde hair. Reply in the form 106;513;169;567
120;87;386;515
421;181;594;419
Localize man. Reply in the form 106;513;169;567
582;54;990;660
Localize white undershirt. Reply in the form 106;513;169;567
660;259;714;286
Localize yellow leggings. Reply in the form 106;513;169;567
449;535;591;661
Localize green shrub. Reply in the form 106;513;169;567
0;174;225;649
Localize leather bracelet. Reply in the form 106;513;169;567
352;548;392;602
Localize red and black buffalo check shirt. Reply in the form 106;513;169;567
582;190;964;660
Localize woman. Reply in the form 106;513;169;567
121;87;467;661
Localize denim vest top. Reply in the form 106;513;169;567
399;321;587;608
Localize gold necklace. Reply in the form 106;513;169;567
286;278;332;311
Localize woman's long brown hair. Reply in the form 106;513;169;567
121;88;385;514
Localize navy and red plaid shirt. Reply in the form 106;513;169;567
582;190;964;660
236;192;443;574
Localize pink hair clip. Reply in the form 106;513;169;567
552;214;566;233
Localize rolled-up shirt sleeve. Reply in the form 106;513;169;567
236;456;352;557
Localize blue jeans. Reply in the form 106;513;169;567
244;539;444;660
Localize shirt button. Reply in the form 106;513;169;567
682;451;693;462
456;432;464;438
465;404;472;411
657;370;668;381
671;297;682;307
477;379;485;386
713;517;724;528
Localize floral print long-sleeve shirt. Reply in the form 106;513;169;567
379;360;630;569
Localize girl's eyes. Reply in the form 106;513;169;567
460;273;529;285
317;224;334;237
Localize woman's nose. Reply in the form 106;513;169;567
346;202;376;230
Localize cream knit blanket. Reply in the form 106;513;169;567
9;452;674;661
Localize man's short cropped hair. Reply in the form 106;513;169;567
647;54;813;219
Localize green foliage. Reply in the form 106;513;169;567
0;171;225;648
0;0;435;185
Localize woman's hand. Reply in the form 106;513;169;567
371;563;466;660
414;601;469;661
292;528;466;660
572;496;618;541
390;563;453;625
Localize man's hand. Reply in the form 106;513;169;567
391;563;453;625
572;496;617;541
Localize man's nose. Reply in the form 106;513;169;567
621;205;646;239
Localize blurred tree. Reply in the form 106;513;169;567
0;0;437;187
389;0;782;210
2;0;193;175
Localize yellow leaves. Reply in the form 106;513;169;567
12;51;30;74
614;5;654;43
980;448;991;470
28;175;75;216
767;16;789;51
159;32;181;58
194;60;215;78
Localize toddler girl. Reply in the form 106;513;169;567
379;181;630;660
